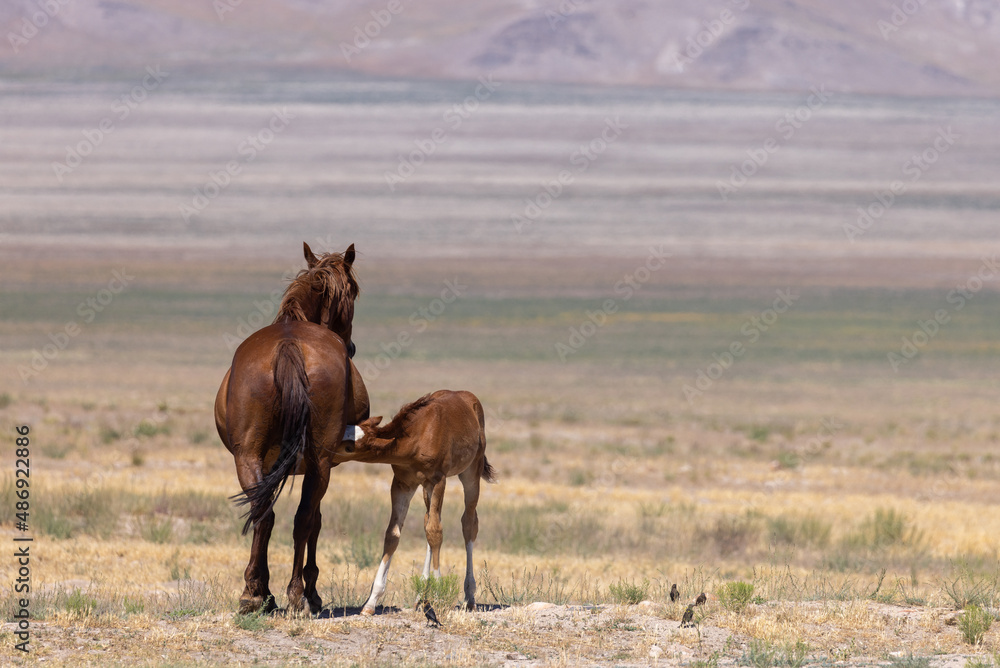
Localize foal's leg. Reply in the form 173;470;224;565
287;465;330;613
362;475;417;615
423;478;447;579
458;465;482;611
236;459;277;614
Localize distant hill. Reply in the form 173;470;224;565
2;0;999;96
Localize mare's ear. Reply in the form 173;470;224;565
303;242;319;269
344;243;356;267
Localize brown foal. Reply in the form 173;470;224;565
336;390;496;614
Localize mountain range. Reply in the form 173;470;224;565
3;0;999;96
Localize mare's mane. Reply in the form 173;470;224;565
274;252;359;330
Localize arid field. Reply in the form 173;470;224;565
2;83;1000;666
2;246;1000;667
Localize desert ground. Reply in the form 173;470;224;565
1;81;1000;666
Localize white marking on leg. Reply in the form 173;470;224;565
422;543;432;580
363;555;392;612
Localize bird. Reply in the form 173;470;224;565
695;592;707;606
422;602;441;628
670;584;680;602
680;604;695;628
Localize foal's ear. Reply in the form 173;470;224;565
361;416;383;429
303;242;319;268
344;243;356;267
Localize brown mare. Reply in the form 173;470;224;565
334;389;496;614
214;242;369;614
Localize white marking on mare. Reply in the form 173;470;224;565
343;425;365;442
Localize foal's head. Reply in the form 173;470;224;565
346;393;437;453
275;242;360;356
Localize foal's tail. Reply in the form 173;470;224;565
473;397;497;484
234;339;313;535
481;456;497;484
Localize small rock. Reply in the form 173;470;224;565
649;645;663;659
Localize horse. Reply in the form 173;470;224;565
333;389;496;615
214;242;369;614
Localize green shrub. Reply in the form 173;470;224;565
65;589;97;618
608;578;649;605
960;605;993;645
100;425;123;444
141;516;173;544
410;574;460;612
233;603;272;632
718;581;755;613
135;419;170;438
846;508;922;550
478;564;572;606
943;564;1000;610
123;596;145;615
739;639;809;668
341;534;379;569
740;639;777;668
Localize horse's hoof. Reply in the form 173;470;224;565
465;600;476;612
361;606;375;616
238;595;275;615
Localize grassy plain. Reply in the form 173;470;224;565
1;248;1000;665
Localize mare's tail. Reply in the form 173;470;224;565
233;339;313;535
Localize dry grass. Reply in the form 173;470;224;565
2;251;1000;665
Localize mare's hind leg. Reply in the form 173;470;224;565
236;459;277;614
303;503;324;614
362;474;418;615
458;464;482;611
287;465;330;614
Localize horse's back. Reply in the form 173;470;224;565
420;390;485;472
